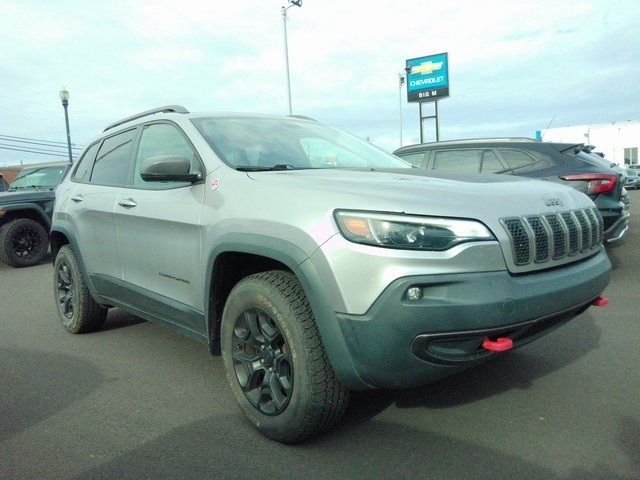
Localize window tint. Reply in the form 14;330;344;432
133;123;198;188
91;129;137;185
72;142;100;182
498;149;536;170
480;150;503;173
397;152;425;167
432;149;482;172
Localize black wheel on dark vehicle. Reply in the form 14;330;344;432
0;218;49;267
221;270;349;443
54;245;107;333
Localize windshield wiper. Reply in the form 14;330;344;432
235;164;295;172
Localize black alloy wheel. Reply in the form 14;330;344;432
53;244;107;334
231;307;293;415
12;224;40;260
0;218;48;267
56;260;76;322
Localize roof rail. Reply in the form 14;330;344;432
289;114;318;122
103;105;189;132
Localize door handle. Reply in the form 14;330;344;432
117;198;137;208
71;194;83;202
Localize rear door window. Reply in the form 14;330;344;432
432;149;482;172
90;129;137;186
498;149;537;172
480;150;504;173
397;152;426;167
72;142;100;183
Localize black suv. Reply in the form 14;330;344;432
0;162;71;267
394;138;629;243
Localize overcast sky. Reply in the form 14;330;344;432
1;0;639;165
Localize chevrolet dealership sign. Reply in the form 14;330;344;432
406;52;449;102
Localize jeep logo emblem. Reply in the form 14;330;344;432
544;198;563;207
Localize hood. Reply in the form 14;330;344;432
0;189;55;204
246;168;593;218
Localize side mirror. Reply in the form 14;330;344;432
140;155;201;182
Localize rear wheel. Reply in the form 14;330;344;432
54;245;107;333
0;218;49;267
221;270;349;443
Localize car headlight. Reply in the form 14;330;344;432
334;210;495;251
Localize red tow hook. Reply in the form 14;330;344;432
482;337;513;352
592;296;609;307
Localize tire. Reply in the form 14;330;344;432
0;218;49;267
221;270;349;443
53;244;107;333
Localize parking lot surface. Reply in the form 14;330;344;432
1;192;639;480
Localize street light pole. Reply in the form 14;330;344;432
398;73;405;148
281;0;302;115
59;87;73;163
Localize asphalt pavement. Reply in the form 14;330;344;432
1;192;639;480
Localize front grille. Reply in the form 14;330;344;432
502;208;602;267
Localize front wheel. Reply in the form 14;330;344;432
0;218;49;267
53;245;107;333
221;270;349;443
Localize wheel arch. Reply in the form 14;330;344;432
0;204;51;231
204;233;370;390
50;221;95;293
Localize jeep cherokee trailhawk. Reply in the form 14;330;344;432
51;106;611;443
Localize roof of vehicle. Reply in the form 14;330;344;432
394;138;589;155
102;105;317;136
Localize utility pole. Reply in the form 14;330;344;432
281;0;302;115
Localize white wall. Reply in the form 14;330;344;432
541;121;640;166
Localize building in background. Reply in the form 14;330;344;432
0;166;23;190
538;121;640;166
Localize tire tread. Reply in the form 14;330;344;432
245;270;350;443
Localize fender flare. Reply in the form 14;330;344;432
1;203;51;230
204;233;371;390
50;221;95;293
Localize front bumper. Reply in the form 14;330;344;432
334;249;611;390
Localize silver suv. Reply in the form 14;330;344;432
51;105;611;443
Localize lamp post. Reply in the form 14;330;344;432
281;0;302;115
398;73;405;148
59;87;73;163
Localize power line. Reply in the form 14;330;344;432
0;142;78;156
0;134;84;148
0;137;83;151
0;145;76;159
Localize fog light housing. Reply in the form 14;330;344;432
407;287;422;301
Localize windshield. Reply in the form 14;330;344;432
191;116;410;170
10;166;65;190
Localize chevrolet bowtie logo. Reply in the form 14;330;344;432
410;61;443;75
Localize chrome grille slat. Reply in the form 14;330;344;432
544;214;566;259
525;216;549;262
560;212;580;255
574;210;591;252
584;209;598;248
502;208;601;267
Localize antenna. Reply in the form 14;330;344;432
540;115;555;140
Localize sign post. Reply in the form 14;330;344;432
405;52;449;142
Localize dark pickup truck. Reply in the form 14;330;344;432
0;162;71;267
